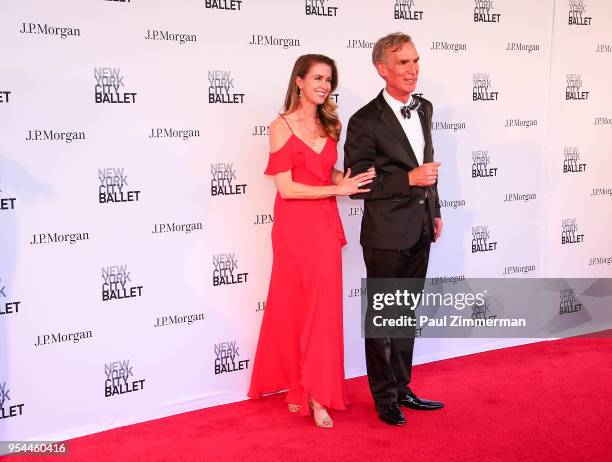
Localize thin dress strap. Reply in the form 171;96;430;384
279;115;294;134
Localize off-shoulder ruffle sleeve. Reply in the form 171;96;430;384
264;140;293;175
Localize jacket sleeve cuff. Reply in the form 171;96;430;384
386;171;411;197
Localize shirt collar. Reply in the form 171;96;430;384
382;89;414;118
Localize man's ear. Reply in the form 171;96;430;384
375;61;387;80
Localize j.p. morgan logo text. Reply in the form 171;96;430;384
104;360;145;397
568;0;592;25
101;265;143;301
348;206;363;217
561;218;584;245
347;39;374;49
145;29;197;45
589;255;612;266
0;181;16;211
503;193;536;203
94;67;137;104
440;199;466;209
430;41;467;53
473;0;500;22
502;264;536;276
149;128;200;141
208;70;244;104
348;286;367;298
249;34;301;49
0;381;24;420
26;129;85;143
152;221;204;235
213;253;248;286
472;150;498;178
254;213;273;225
252;124;269;136
98;168;141;204
591;187;612;197
20;22;80;39
563;147;586;173
428;275;466;286
205;0;242;10
594;116;611;126
0;90;12;103
505;42;540;53
154;312;205;328
30;232;90;246
472;225;498;253
559;288;583;314
473;73;498;101
35;330;92;347
0;277;20;318
432;121;466;132
215;340;250;374
566;74;589;100
210;163;247;196
504;119;538;128
596;44;612;53
305;0;338;16
394;0;423;20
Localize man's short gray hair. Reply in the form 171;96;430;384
372;32;413;66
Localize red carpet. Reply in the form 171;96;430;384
4;337;611;462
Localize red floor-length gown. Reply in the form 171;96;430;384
248;122;349;415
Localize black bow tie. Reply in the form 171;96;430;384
400;106;412;119
400;97;421;119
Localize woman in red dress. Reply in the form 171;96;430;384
248;55;375;428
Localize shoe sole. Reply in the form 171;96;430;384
398;403;444;411
379;417;407;426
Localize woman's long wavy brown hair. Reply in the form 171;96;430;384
282;54;341;141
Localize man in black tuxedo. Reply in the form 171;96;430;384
344;32;444;426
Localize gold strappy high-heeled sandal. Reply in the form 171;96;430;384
309;399;333;428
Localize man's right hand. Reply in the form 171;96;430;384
408;162;441;186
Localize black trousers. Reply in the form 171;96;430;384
362;211;432;406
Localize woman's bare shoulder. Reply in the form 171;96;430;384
269;117;293;153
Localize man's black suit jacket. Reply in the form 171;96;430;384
344;91;441;250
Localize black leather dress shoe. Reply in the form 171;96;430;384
398;391;444;410
376;403;406;426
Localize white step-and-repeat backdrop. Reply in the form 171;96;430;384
1;0;611;441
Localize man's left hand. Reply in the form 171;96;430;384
434;218;443;242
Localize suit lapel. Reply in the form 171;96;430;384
417;107;433;164
376;92;420;168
